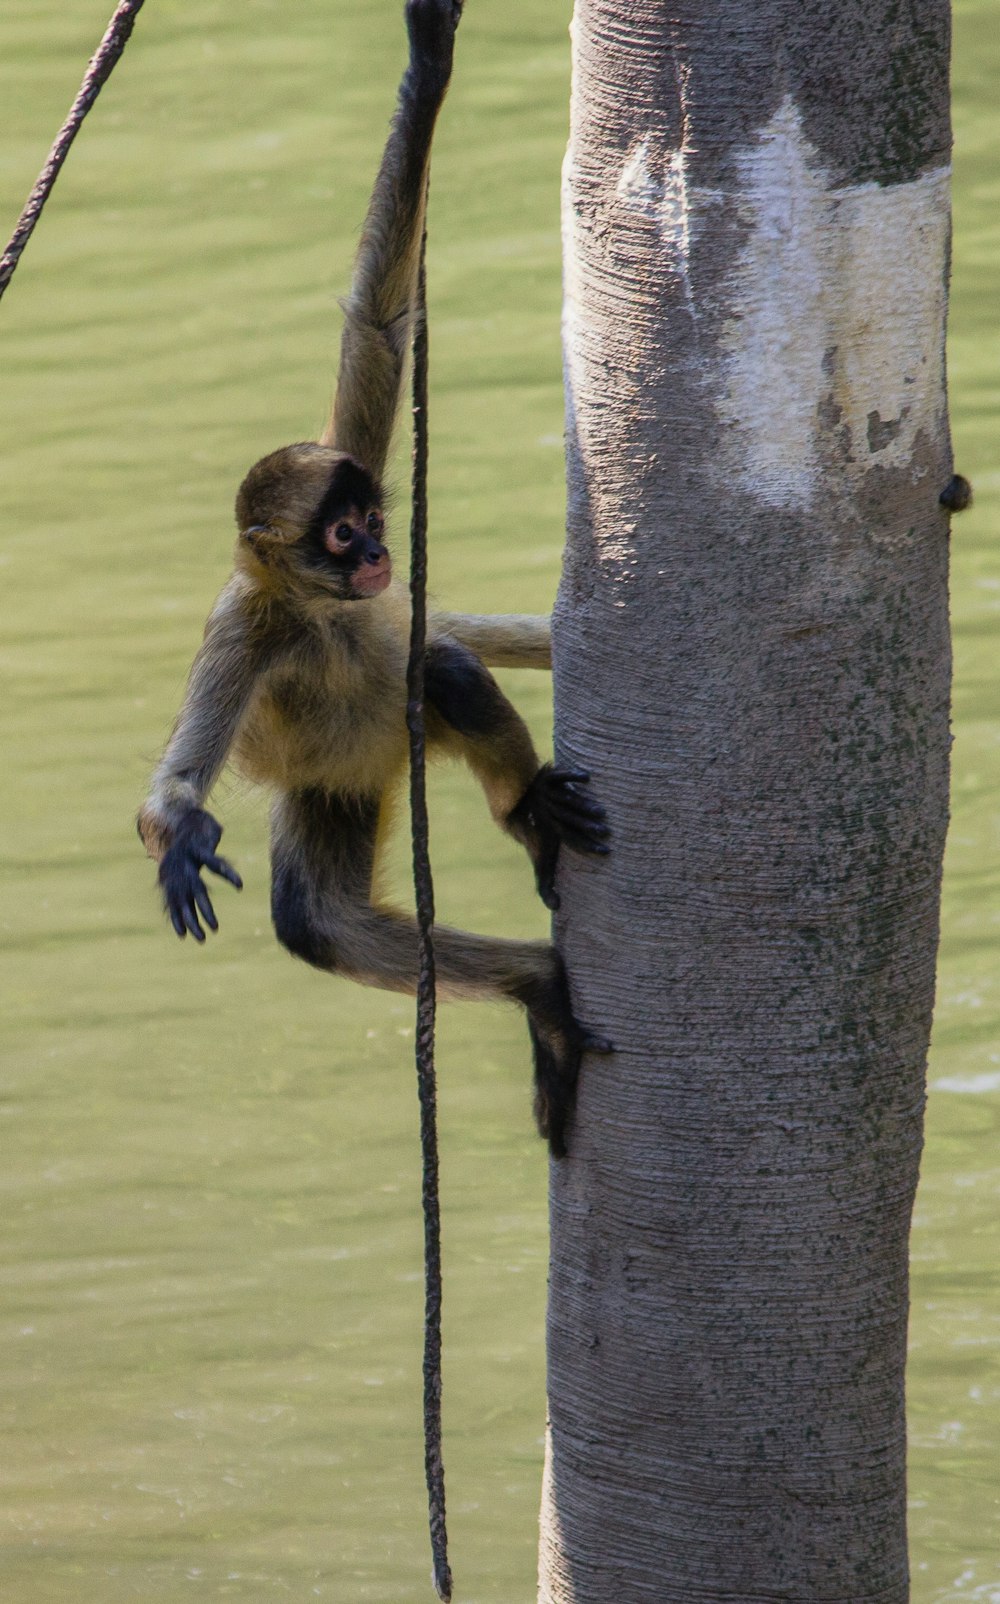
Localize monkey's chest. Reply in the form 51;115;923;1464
235;646;409;794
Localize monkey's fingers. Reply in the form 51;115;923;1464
567;838;612;861
527;1018;575;1160
548;785;609;840
549;815;612;857
563;832;612;857
534;839;561;911
204;854;243;891
577;1025;614;1055
546;794;611;832
547;766;591;788
162;857;202;941
168;888;207;942
192;878;219;934
544;772;610;840
553;787;606;820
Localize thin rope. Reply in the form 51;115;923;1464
405;235;451;1604
0;0;149;304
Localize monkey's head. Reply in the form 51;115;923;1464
235;443;390;601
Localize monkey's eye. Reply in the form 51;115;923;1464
334;523;353;544
366;510;383;535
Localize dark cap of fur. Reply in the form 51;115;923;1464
235;444;383;538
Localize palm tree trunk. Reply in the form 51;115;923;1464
541;3;954;1599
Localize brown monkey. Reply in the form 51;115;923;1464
138;0;610;1157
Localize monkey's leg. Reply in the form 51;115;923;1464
423;639;610;910
269;787;605;1156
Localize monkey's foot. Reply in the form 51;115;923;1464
520;956;613;1157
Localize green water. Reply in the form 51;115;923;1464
1;1;997;1598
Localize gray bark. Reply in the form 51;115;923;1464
541;3;954;1600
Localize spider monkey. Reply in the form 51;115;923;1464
138;0;610;1157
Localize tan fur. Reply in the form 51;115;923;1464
235;443;341;543
138;571;552;863
235;584;412;796
430;612;551;670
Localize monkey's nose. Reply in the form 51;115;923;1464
365;545;388;565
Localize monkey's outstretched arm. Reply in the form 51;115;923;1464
322;0;462;479
430;612;552;670
138;589;268;938
423;640;610;909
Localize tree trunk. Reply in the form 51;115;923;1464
541;3;953;1600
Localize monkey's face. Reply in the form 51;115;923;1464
311;500;391;599
235;445;391;602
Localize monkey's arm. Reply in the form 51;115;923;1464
430;613;551;670
424;640;609;910
138;590;267;939
322;0;461;479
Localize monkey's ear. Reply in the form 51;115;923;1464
240;521;297;553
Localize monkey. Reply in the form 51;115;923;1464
137;0;610;1158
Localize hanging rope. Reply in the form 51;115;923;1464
405;236;451;1604
0;0;148;304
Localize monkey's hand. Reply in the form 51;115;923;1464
518;957;613;1159
508;765;610;911
406;0;462;85
158;808;243;942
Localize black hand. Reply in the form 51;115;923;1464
158;809;242;942
511;764;611;910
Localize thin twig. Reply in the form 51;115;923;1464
0;0;148;303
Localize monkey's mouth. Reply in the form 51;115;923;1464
350;555;392;597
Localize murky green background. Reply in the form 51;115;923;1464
1;1;997;1598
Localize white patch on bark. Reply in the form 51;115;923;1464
662;149;692;266
616;130;696;312
715;96;950;511
617;138;659;210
